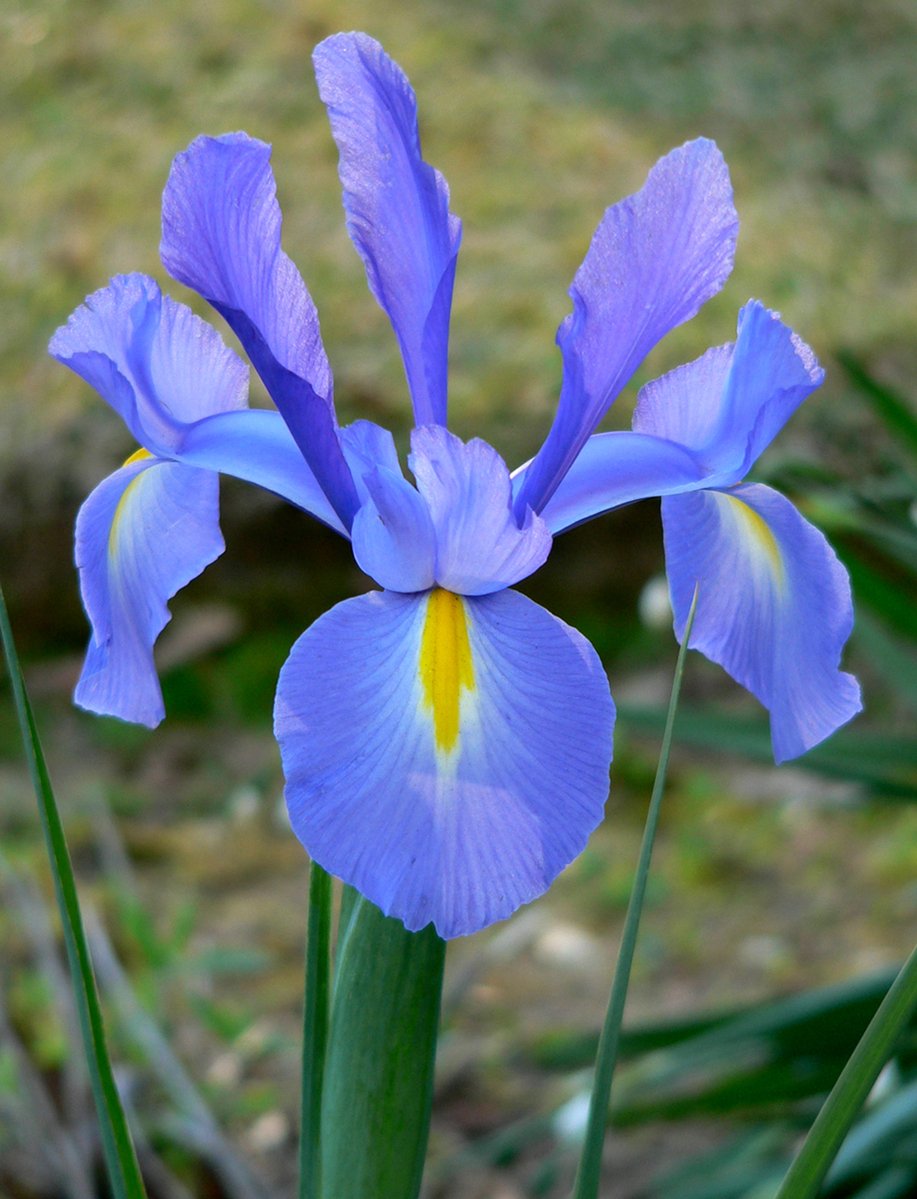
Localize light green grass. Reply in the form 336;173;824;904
3;0;914;460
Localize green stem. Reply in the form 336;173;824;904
299;861;332;1199
0;584;147;1199
572;588;698;1199
321;891;446;1199
775;942;917;1199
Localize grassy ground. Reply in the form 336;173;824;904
3;0;915;450
1;0;916;1195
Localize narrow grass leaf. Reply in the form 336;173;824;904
299;860;331;1199
571;587;698;1199
826;1078;917;1188
0;583;146;1199
774;942;917;1199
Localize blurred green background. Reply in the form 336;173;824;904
1;0;915;1196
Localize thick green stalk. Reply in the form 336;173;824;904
321;889;446;1199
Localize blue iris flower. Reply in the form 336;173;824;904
49;33;860;938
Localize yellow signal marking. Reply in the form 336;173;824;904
419;588;475;753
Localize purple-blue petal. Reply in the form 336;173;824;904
516;139;738;517
160;133;359;526
177;409;348;535
663;483;862;762
339;419;404;505
274;588;614;938
314;33;462;426
632;343;734;458
634;301;824;481
74;457;224;727
525;431;710;534
409;426;552;594
49;274;248;454
350;467;437;592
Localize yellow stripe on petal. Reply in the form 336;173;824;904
724;492;783;581
420;588;475;753
109;448;154;553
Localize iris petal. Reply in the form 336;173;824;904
350;467;437;592
177;409;348;535
339;419;404;504
410;426;552;594
275;587;614;938
314;33;462;427
663;483;862;762
49;274;248;454
634;301;824;481
526;430;709;534
160;133;359;526
75;457;224;727
632;344;735;456
516;139;738;516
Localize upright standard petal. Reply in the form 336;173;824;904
410;426;552;594
161;134;359;526
74;456;224;727
634;302;824;482
275;587;614;938
314;33;462;427
49;274;248;454
516;139;738;517
663;483;862;763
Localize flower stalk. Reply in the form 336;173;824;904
320;889;446;1199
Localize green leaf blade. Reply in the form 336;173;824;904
572;587;699;1199
0;583;147;1199
775;943;917;1199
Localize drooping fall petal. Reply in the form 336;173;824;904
275;587;614;938
74;457;223;727
663;483;862;762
